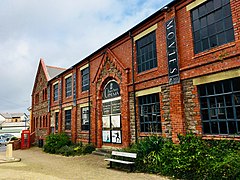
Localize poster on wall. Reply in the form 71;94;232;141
111;115;121;128
102;102;111;115
102;116;110;128
102;130;111;143
111;130;122;144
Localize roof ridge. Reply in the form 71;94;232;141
46;65;66;70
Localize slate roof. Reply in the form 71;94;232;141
46;65;66;80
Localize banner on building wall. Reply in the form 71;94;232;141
166;17;180;85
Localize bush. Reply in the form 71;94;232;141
82;143;95;154
43;133;95;156
43;133;72;154
125;134;240;180
56;145;75;156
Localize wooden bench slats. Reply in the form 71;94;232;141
104;151;137;171
111;151;137;158
104;158;135;164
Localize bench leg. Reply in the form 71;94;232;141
110;161;112;168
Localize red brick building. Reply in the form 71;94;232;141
31;0;240;148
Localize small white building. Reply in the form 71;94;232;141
0;113;30;138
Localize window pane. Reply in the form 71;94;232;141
207;84;214;95
202;38;209;51
226;107;234;119
199;5;206;16
193;20;200;31
215;82;223;94
199;85;206;96
207;13;215;25
200;17;207;27
228;121;237;134
234;93;240;105
203;122;211;134
214;9;222;21
206;1;214;13
202;109;209;120
211;121;219;134
225;95;232;106
223;80;232;92
233;78;240;91
210;35;217;47
216;20;224;33
208;24;216;36
222;0;229;6
223;4;231;16
214;0;222;9
192;9;199;20
236;107;240;119
225;28;234;42
224;16;233;29
219;121;227;134
201;27;208;38
194;30;201;41
200;97;208;108
217;32;225;45
195;41;202;53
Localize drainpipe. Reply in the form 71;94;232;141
129;31;138;144
88;59;91;144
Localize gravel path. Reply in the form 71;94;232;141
0;147;169;180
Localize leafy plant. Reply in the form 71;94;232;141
43;133;72;154
43;133;95;156
125;133;240;180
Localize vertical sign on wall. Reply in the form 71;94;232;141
166;17;180;85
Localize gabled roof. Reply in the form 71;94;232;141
32;59;66;94
46;65;66;80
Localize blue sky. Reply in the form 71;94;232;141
0;0;172;113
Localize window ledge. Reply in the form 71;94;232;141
139;132;162;137
80;131;89;134
202;134;240;141
137;67;158;76
192;42;236;59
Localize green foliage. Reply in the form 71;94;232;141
56;145;75;156
125;133;240;180
43;133;72;154
43;133;95;156
82;143;96;154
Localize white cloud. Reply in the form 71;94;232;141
0;0;172;113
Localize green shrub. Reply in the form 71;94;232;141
43;134;95;157
43;133;72;154
56;145;75;156
82;143;95;154
125;133;240;180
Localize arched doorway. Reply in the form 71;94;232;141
102;80;122;144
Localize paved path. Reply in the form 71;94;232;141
0;147;169;180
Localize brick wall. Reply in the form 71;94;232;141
32;0;240;147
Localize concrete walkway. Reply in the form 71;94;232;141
0;147;169;180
